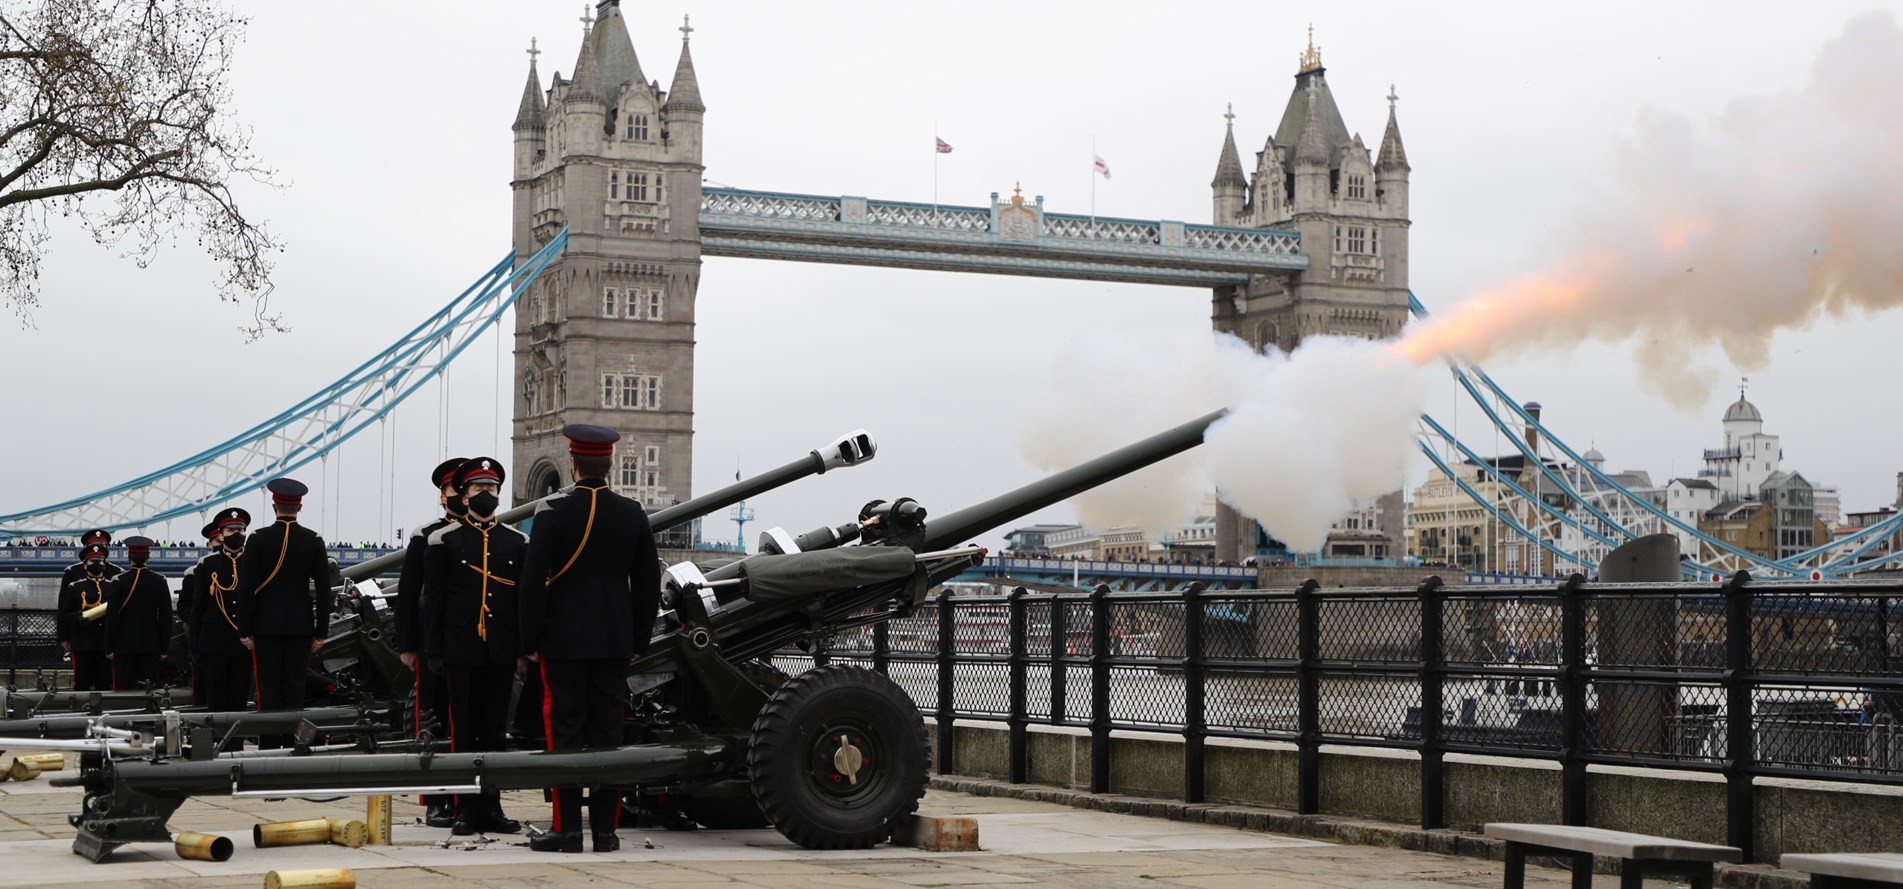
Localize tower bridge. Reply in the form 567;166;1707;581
4;3;1899;579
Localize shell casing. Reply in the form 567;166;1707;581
326;818;367;849
6;761;40;782
81;602;108;621
174;831;235;862
364;795;392;845
262;869;356;889
251;818;334;848
13;753;64;771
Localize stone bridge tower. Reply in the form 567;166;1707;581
1210;32;1413;562
509;1;705;508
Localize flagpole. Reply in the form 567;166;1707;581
933;121;940;227
1090;135;1097;227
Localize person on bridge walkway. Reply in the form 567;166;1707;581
425;456;526;836
58;542;115;691
59;529;120;592
191;509;254;724
517;424;661;854
236;479;333;749
398;457;466;829
104;536;172;690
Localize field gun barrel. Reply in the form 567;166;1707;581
921;409;1225;551
0;705;393;743
1;686;192;718
339;429;877;582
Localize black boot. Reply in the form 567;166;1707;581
529;830;582;853
425;797;456;829
475;794;521;834
450;799;477;836
592;831;620;853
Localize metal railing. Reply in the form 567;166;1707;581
772;574;1902;861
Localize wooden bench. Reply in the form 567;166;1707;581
1483;823;1742;889
1782;853;1903;887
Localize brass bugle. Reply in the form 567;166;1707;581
7;760;40;781
81;602;108;621
252;818;333;848
326;818;367;849
364;795;392;845
174;831;234;862
263;870;356;889
14;753;64;771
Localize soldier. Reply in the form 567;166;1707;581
192;509;253;719
176;522;220;701
59;529;120;592
396;457;466;828
58;543;115;690
424;456;526;836
103;536;172;689
235;479;332;748
518;425;661;853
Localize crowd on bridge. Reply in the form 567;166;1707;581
49;425;667;852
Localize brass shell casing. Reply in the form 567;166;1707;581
364;795;392;845
326;818;367;849
263;869;357;889
81;602;108;621
14;753;64;771
174;832;235;862
6;761;40;781
251;818;334;848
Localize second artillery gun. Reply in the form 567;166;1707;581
53;411;1224;861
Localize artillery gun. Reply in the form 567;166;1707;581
50;411;1223;862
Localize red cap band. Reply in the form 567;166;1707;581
568;440;615;456
272;492;303;505
463;467;503;483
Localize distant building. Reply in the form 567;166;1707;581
1698;470;1832;561
1002;524;1081;555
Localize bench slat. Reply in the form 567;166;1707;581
1483;823;1743;863
1783;853;1903;882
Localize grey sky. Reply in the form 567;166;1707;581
1;1;1895;551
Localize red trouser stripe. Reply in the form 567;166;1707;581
444;670;460;807
250;650;263;711
540;660;561;833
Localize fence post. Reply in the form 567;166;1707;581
1418;575;1446;830
871;615;889;677
1049;593;1068;726
1295;578;1321;815
1007;586;1028;784
1557;573;1589;827
1722;570;1756;861
1089;583;1112;794
936;586;956;775
6;604;17;686
1182;581;1207;804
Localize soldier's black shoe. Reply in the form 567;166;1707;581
475;808;522;835
450;817;476;836
425;801;456;829
528;830;581;853
592;832;620;853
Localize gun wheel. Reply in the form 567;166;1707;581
747;664;927;849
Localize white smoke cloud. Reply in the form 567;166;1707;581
1398;11;1903;405
1016;332;1428;552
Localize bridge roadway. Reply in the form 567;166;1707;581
0;777;1628;887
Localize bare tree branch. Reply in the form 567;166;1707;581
0;0;281;336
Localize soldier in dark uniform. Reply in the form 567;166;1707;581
104;536;172;689
59;529;120;592
397;457;466;828
191;509;253;718
175;522;222;703
425;457;526;836
235;479;332;748
59;543;115;690
518;425;661;853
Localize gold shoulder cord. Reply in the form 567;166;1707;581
546;485;604;585
254;520;294;591
120;567;144;611
209;553;241;631
79;579;105;609
461;524;519;641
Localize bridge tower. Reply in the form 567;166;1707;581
1210;32;1413;562
509;1;706;507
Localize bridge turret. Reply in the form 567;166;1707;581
1376;86;1410;218
512;48;546;181
1290;80;1332;211
1211;105;1247;225
661;17;705;159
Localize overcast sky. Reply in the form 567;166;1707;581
1;1;1896;552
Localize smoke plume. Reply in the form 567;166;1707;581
1017;332;1426;552
1397;11;1903;403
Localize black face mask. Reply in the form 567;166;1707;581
467;492;500;518
84;562;104;575
445;497;468;517
223;533;245;551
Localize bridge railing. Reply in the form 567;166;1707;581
774;575;1903;861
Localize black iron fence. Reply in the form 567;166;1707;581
773;575;1903;861
0;607;68;680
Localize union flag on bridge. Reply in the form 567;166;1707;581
935;137;953;154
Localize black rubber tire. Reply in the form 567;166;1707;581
676;786;770;830
747;664;927;849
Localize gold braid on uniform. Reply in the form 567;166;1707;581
462;522;516;641
546;484;605;585
121;567;144;610
208;552;242;631
79;579;105;609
